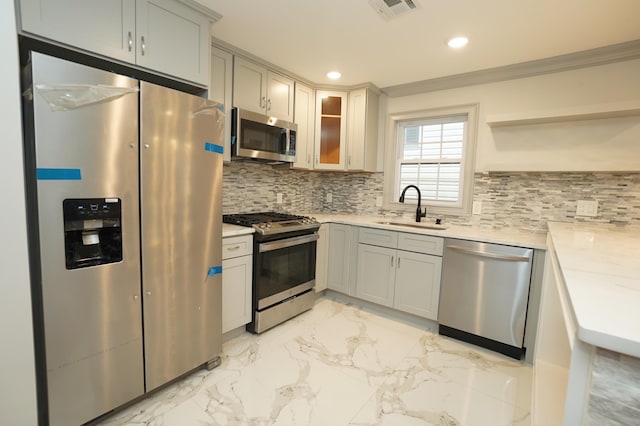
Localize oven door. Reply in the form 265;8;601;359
255;233;318;309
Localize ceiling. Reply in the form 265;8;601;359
198;0;640;89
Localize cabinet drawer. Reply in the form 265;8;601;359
222;235;253;260
358;227;398;249
398;233;443;256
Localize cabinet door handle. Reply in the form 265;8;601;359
141;36;146;56
397;257;401;268
260;96;266;108
128;31;133;52
348;155;351;166
391;256;394;267
307;153;311;164
267;98;272;111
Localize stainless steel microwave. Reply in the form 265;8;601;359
231;108;297;163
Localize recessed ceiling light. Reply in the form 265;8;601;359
327;71;341;80
447;36;469;49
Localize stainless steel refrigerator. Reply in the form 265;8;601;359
23;52;224;426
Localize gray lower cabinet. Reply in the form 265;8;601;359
315;224;329;292
393;250;442;319
327;223;358;295
222;234;253;333
356;243;396;306
356;227;443;320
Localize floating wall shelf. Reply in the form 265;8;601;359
486;101;640;128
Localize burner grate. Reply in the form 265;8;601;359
223;211;306;227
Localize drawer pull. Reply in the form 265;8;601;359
227;245;241;251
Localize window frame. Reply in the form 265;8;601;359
383;104;479;216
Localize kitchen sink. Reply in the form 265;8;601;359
375;221;448;230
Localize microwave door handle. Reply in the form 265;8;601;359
281;128;288;154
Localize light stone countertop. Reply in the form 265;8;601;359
547;221;640;357
309;213;548;249
222;223;254;237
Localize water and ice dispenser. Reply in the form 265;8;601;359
63;198;123;269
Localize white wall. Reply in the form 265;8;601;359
0;0;39;423
384;59;640;172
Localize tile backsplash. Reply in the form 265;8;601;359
587;348;640;425
223;162;640;232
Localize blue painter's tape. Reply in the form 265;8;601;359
231;136;236;145
208;265;223;277
204;142;224;155
218;104;224;111
37;168;82;180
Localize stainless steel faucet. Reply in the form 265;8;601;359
399;185;427;222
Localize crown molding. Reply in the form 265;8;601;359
179;0;222;22
212;38;315;86
211;38;381;92
382;39;640;97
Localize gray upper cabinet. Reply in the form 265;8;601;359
19;0;136;63
347;87;379;172
135;0;211;86
233;57;294;121
18;0;214;87
210;47;233;162
292;82;315;169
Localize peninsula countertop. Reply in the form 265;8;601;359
547;221;640;357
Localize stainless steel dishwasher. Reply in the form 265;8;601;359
438;238;533;359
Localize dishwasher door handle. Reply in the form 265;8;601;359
447;245;531;262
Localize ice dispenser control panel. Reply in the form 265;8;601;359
63;198;123;269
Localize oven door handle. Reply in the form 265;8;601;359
259;233;319;253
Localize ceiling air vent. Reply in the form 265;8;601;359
369;0;418;20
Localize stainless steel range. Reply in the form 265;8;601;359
223;212;320;333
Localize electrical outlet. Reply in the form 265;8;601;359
276;193;283;204
472;201;482;215
376;196;383;207
326;193;333;204
576;200;598;217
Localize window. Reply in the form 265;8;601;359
384;104;478;215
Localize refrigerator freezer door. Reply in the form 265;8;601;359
30;53;144;426
140;81;223;391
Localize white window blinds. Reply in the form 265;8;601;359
396;115;467;203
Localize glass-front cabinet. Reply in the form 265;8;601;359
314;90;347;170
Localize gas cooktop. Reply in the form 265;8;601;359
223;212;319;235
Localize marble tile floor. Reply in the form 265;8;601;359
98;296;532;426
